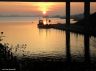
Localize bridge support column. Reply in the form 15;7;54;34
84;0;91;63
84;0;90;18
66;1;70;25
66;1;71;63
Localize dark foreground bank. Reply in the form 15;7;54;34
0;43;20;71
1;43;96;71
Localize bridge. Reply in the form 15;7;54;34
0;0;95;2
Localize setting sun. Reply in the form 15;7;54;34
43;11;46;15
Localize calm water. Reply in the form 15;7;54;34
0;17;96;62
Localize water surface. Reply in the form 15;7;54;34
0;17;96;62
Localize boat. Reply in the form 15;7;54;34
38;20;52;29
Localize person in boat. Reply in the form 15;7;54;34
38;20;44;25
48;20;51;24
49;20;51;23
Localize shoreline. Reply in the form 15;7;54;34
38;24;96;37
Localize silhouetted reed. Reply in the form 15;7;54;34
0;32;20;70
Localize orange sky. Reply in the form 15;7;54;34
0;2;58;12
0;2;95;16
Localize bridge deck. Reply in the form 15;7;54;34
0;0;95;2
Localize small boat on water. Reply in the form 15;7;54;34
37;19;65;30
38;20;52;29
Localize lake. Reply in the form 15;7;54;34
0;17;96;62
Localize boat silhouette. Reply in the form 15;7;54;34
38;20;52;29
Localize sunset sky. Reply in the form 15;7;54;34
0;2;96;16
